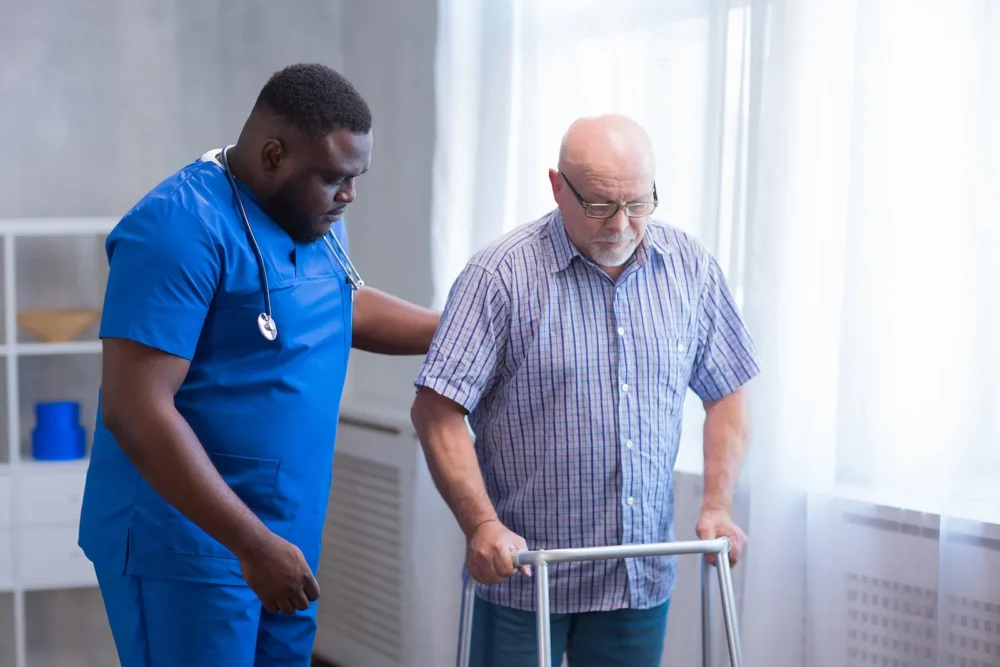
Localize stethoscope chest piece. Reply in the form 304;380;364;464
258;313;278;341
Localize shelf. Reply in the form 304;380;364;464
0;357;6;464
0;593;13;666
0;218;117;237
18;355;99;462
14;235;105;346
16;342;101;357
0;218;116;667
18;460;89;475
0;357;7;468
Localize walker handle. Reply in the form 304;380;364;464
510;536;731;567
455;537;743;667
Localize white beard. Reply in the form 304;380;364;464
588;237;637;267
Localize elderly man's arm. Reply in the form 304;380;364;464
701;387;751;515
409;261;529;584
411;388;497;535
696;387;751;564
411;388;529;584
688;252;761;566
352;286;440;355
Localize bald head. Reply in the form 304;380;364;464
548;114;658;277
557;114;655;182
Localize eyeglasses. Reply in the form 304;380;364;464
560;172;658;219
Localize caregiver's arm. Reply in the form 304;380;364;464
411;387;528;583
101;338;319;612
352;286;440;355
101;338;270;556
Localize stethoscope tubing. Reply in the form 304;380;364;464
219;144;364;341
221;146;274;319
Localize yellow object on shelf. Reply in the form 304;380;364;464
17;308;101;343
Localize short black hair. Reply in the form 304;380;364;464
254;63;372;137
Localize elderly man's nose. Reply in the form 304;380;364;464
605;209;629;232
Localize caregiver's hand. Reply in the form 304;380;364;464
240;531;320;614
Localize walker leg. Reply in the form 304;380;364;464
715;554;744;667
456;572;476;667
535;560;552;667
701;556;713;667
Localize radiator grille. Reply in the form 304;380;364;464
845;574;1000;667
846;573;937;666
317;451;404;663
943;594;1000;666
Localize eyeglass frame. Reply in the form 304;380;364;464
560;171;658;219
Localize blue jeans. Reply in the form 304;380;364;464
469;596;670;667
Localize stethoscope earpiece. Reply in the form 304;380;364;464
220;145;364;342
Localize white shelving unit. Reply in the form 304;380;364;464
0;218;119;667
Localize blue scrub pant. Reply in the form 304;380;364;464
96;568;317;666
469;596;670;667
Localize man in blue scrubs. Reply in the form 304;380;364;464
78;63;440;666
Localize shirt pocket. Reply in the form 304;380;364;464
165;451;281;560
653;335;693;414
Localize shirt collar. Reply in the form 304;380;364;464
201;147;265;209
546;210;581;273
545;209;672;274
200;148;223;167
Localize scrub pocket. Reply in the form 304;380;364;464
165;451;281;560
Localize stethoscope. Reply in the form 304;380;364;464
219;145;364;342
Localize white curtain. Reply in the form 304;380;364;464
431;0;1000;665
741;1;1000;666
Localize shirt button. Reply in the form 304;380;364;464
617;327;625;336
626;440;633;449
677;343;686;353
626;497;634;506
621;383;629;392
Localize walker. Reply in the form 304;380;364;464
455;537;744;667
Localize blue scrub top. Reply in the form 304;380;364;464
78;151;354;585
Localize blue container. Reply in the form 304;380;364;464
32;401;86;461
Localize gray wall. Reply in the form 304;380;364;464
0;0;438;408
0;1;348;218
339;0;438;408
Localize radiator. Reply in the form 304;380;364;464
315;413;1000;667
313;403;466;667
663;476;1000;667
814;496;1000;667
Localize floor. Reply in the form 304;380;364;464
0;586;343;667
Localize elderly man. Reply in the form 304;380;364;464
410;114;760;666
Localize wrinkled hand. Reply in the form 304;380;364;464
466;519;531;584
696;508;748;567
239;532;321;614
